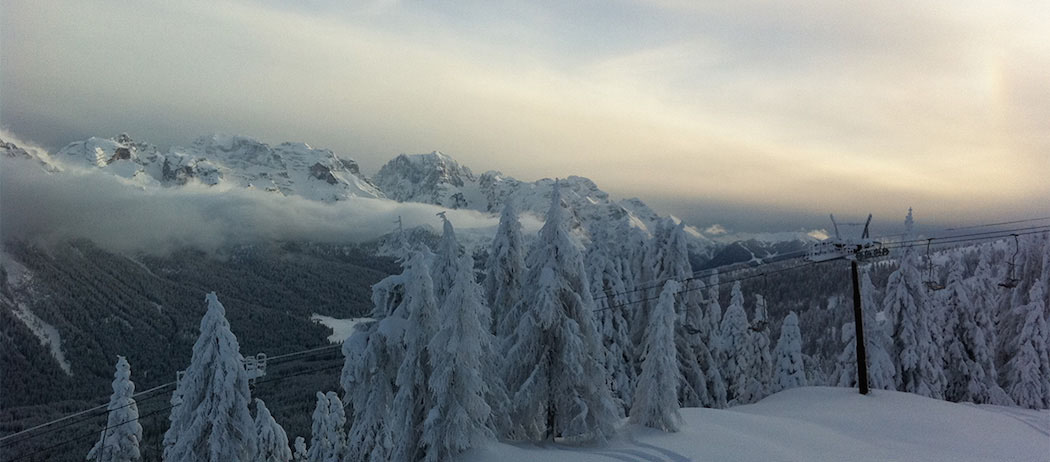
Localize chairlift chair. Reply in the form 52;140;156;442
923;239;945;291
998;234;1021;289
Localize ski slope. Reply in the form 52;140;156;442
461;387;1049;462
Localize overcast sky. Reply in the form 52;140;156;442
2;0;1047;233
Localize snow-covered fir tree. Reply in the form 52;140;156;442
307;392;346;462
486;200;526;337
630;280;683;431
1001;281;1050;409
634;222;709;407
390;251;440;462
162;292;257;462
343;326;396;461
254;399;292;462
432;212;464;306
293;437;307;462
422;253;498;461
720;282;755;405
749;294;773;400
588;243;636;413
941;258;1011;405
833;269;895;390
686;277;727;409
503;181;619;442
770;312;806;394
87;356;141;462
883;209;945;399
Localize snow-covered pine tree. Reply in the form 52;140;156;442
685;277;727;409
630;280;683;431
748;294;773;400
860;269;896;390
770;312;806;394
390;251;440;462
1001;281;1050;409
87;356;142;462
833;270;895;390
883;209;945;399
635;222;709;407
486;200;526;337
503;181;619;442
941;257;1011;404
307;392;346;462
720;282;755;405
162;292;257;462
254;399;292;462
292;437;307;462
343;258;419;461
343;328;396;462
432;213;464;306
587;242;636;413
422;252;498;461
703;272;726;377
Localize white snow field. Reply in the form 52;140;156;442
461;387;1050;462
310;314;373;343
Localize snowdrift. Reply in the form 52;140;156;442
462;387;1050;462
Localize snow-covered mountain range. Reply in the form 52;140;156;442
3;134;726;255
48;134;385;201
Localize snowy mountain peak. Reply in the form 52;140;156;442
49;133;385;201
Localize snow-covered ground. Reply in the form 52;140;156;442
462;387;1050;462
310;314;373;343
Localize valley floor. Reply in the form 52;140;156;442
462;387;1050;462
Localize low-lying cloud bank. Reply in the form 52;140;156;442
0;156;515;255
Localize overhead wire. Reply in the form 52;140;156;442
2;357;348;462
0;342;346;449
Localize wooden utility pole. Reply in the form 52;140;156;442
850;255;870;395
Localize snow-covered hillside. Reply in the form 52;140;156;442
462;387;1050;462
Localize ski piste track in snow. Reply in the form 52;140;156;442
3;218;1049;460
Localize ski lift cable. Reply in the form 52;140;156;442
944;216;1050;231
0;344;346;446
0;381;177;447
593;216;1050;302
879;227;1050;251
593;225;1049;313
5;403;179;462
3;359;347;461
593;260;816;313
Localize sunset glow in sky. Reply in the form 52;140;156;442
3;0;1047;231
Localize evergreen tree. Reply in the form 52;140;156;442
307;392;346;462
432;213;464;306
941;258;1011;404
162;293;257;462
883;209;945;399
770;312;806;394
749;294;773;400
833;270;895;390
292;437;308;462
87;356;142;462
630;280;682;431
254;399;292;462
503;181;619;442
390;251;440;462
422;253;498;460
486;200;526;337
343;328;395;461
587;243;636;413
720;282;755;405
1001;282;1050;409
